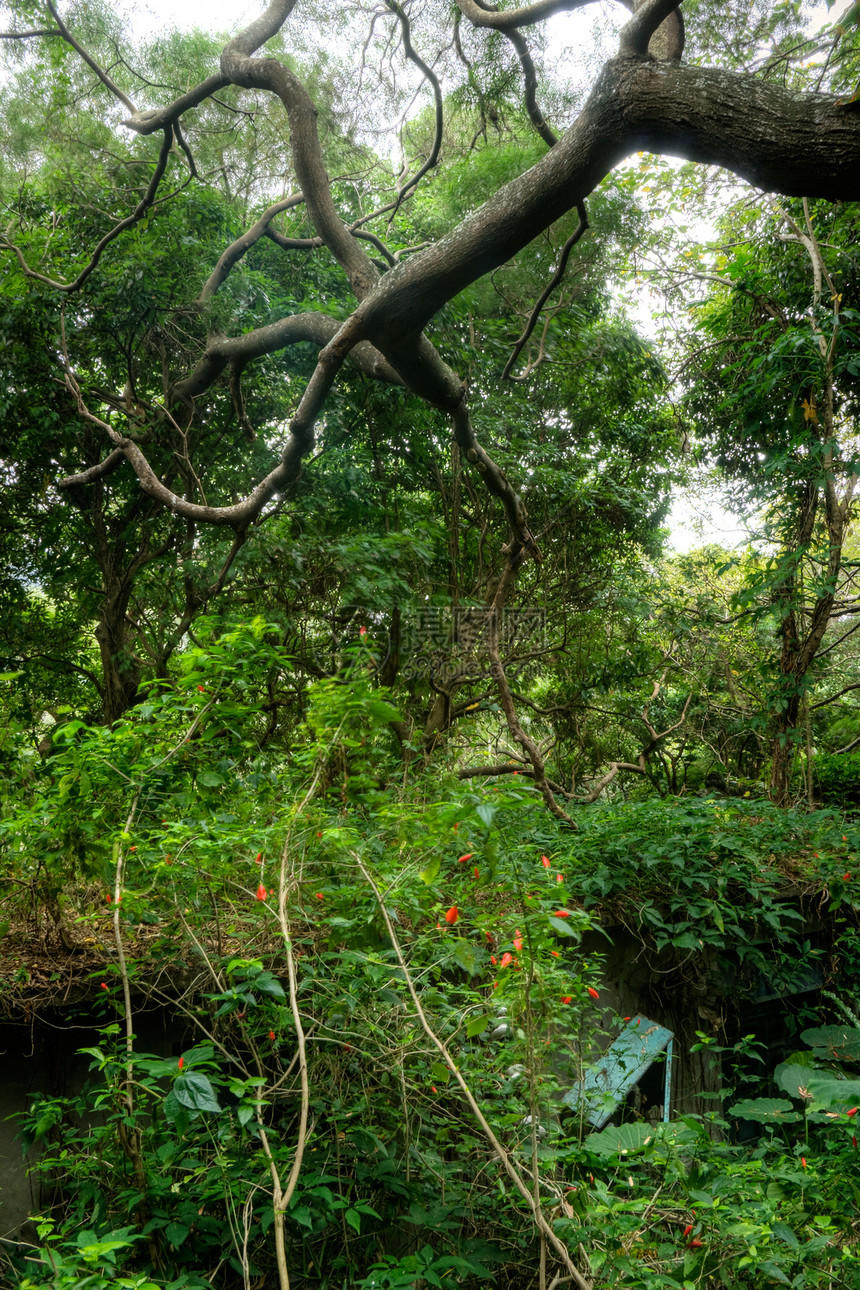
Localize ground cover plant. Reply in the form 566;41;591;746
1;629;859;1288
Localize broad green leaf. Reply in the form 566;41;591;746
174;1072;221;1114
728;1098;801;1124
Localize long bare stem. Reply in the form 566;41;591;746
354;853;592;1290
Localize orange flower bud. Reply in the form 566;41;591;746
445;906;459;925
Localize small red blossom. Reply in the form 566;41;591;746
550;950;559;957
255;884;267;901
268;1030;276;1040
513;937;523;952
129;846;136;852
453;822;459;830
197;685;205;692
561;995;572;1004
490;955;497;965
847;1107;858;1118
445;905;459;925
844;873;852;881
541;855;551;868
256;851;263;863
458;853;474;864
315;892;324;900
100;982;108;990
492;980;499;989
587;987;600;1000
500;952;513;969
801;1156;807;1169
431;1085;438;1094
106;893;112;904
623;1016;631;1022
178;1057;184;1071
359;625;367;636
554;909;571;918
556;873;563;884
689;1239;703;1249
853;1135;858;1149
474;867;480;879
682;1225;693;1237
484;930;493;944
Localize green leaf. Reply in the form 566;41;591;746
174;1072;221;1114
419;856;441;884
756;1263;790;1285
728;1098;801;1124
466;1014;489;1038
452;939;481;975
586;1122;656;1156
770;1221;799;1248
548;914;578;937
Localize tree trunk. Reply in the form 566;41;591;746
95;581;141;725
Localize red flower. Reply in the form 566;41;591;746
801;1156;807;1169
500;952;513;969
588;987;600;1000
445;906;459;925
458;853;474;864
431;1086;438;1094
541;855;551;868
853;1136;857;1150
197;685;205;692
315;892;324;900
359;626;367;636
513;930;523;951
255;884;267;901
100;982;108;990
561;995;572;1004
256;851;263;863
492;980;499;989
556;873;563;884
689;1239;703;1249
554;909;571;918
623;1016;631;1022
484;930;493;944
268;1030;276;1040
682;1224;693;1237
106;893;112;904
847;1107;858;1118
844;872;852;881
490;955;497;965
550;950;559;957
129;846;136;852
178;1057;184;1071
474;867;480;879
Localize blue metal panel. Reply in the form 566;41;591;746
563;1015;674;1129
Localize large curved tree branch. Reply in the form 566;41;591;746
455;0;595;31
170;313;403;407
220;1;379;303
60;318;364;528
